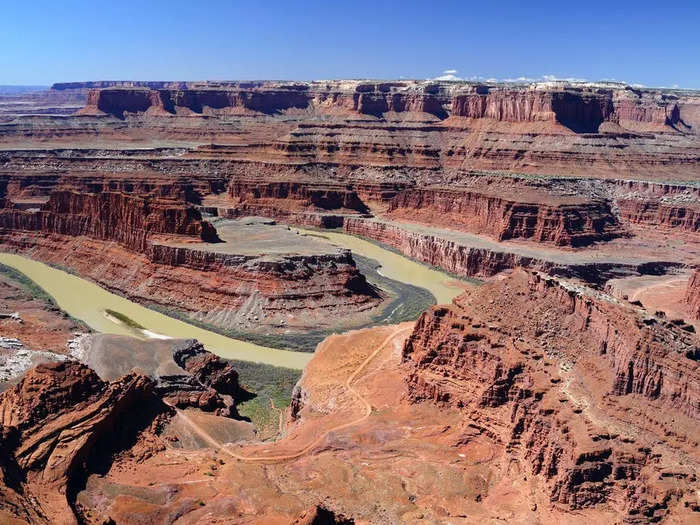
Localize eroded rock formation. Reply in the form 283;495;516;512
386;187;624;246
618;198;700;233
76;81;688;133
157;340;243;417
0;361;169;523
0;190;381;334
403;269;700;520
0;190;218;251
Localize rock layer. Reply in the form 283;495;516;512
0;190;218;252
0;361;168;523
78;81;689;133
618;198;700;233
403;269;700;520
0;189;381;332
387;187;624;246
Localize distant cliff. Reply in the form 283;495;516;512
75;80;696;134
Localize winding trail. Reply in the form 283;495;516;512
174;326;413;463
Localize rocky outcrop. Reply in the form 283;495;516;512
386;187;624;246
403;269;700;520
0;361;168;523
618;198;700;233
687;269;700;320
79;86;310;118
157;340;243;417
0;190;218;252
3;79;698;180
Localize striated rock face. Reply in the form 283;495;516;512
687;269;700;320
4;80;698;181
80;86;310;118
0;190;381;332
0;229;380;332
77;81;688;133
0;361;168;523
228;179;369;213
0;190;218;252
386;187;624;246
342;217;666;284
618;198;700;233
403;269;700;520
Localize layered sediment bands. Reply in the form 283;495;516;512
0;361;168;522
342;217;661;283
386;187;624;246
687;270;700;320
3;80;698;179
78;81;688;133
618;198;700;232
0;190;218;251
0;230;380;330
228;179;370;213
0;187;381;332
79;86;310;118
344;217;539;277
402;270;700;519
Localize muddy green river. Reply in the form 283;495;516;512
0;231;466;370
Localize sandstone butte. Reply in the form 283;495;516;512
0;79;698;524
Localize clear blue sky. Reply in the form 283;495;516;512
2;0;699;88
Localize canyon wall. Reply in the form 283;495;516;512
386;187;624;246
0;230;379;332
0;361;166;523
402;270;699;519
228;179;370;213
0;190;380;332
77;81;690;135
618;199;700;233
0;190;218;252
342;217;667;283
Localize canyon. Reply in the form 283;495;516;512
0;79;698;524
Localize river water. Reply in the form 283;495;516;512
0;231;467;370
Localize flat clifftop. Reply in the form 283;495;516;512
76;79;699;133
53;78;700;95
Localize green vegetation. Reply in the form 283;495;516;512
230;360;302;440
0;263;91;330
0;263;60;305
104;309;145;330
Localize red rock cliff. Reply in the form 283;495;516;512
0;361;167;523
228;179;369;213
386;187;624;246
617;198;700;233
403;270;700;519
0;190;218;252
77;81;688;134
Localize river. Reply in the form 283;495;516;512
0;231;467;370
